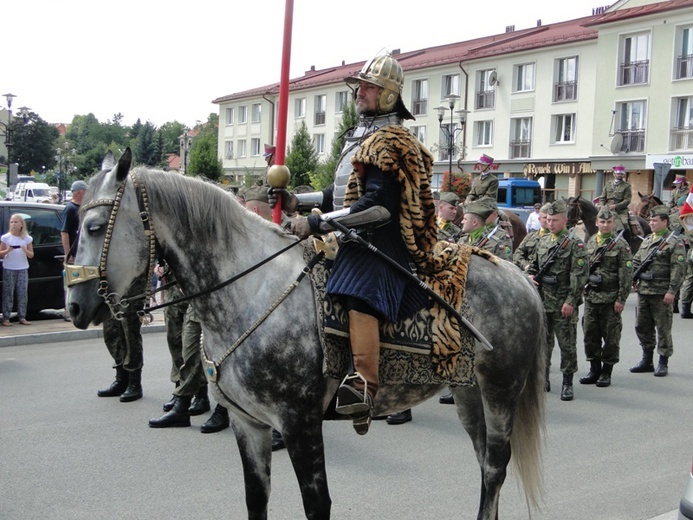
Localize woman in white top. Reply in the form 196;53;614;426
0;214;34;326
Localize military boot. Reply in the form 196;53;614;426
97;366;128;397
200;404;230;434
163;381;180;412
654;355;669;377
560;373;574;401
681;301;693;319
630;350;655;373
189;385;211;416
119;369;143;402
149;395;192;428
579;359;602;385
673;298;680;313
596;363;613;387
545;366;551;393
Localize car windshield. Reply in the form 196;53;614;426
33;189;51;197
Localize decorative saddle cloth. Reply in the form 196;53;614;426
303;241;488;387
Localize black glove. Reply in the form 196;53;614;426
268;187;299;214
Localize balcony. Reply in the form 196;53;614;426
554;81;577;102
677;55;693;79
476;90;495;110
619;60;649;85
616;129;646;152
509;139;531;159
670;126;693;150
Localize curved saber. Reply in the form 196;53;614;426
324;216;493;352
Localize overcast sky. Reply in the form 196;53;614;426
5;0;606;127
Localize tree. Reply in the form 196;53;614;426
312;101;358;190
159;121;187;155
285;121;319;188
11;111;60;175
134;121;158;166
188;115;222;181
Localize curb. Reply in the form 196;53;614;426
0;324;166;348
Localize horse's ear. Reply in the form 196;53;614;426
638;191;643;198
101;151;116;171
115;148;132;182
561;196;568;202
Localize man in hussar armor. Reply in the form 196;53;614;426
292;52;438;435
465;154;498;203
599;164;632;243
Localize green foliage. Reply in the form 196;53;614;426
285;121;319;188
158;121;187;155
188;133;222;181
441;171;472;199
11;111;60;175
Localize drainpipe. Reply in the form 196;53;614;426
458;61;469;167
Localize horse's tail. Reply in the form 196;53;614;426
510;313;547;515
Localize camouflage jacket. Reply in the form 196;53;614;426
529;229;588;312
513;229;545;272
584;232;633;305
599;181;632;216
669;184;690;208
633;230;687;296
465;173;498;203
464;224;513;261
437;219;462;242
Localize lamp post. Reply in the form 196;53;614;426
0;93;17;195
436;95;468;192
55;143;76;203
181;128;191;174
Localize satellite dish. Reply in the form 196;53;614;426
609;133;623;154
488;71;499;87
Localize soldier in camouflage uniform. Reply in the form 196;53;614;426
528;199;588;401
579;207;633;388
630;205;687;377
513;202;551;272
476;197;514;260
465;154;498;203
460;201;513;261
668;174;689;209
599;165;632;242
680;248;693;319
436;191;462;242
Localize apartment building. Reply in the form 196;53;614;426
213;0;693;203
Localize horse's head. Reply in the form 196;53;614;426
565;196;581;228
636;192;663;219
67;148;152;328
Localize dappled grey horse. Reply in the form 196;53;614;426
67;148;546;520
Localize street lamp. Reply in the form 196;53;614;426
436;95;468;192
181;128;191;174
56;143;76;203
0;93;17;195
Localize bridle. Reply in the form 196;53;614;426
65;170;157;323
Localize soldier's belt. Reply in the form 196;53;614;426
638;271;668;281
539;274;570;285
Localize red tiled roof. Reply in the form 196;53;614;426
584;0;693;26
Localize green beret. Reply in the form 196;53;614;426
464;202;493;220
649;205;670;219
597;206;615;220
539;203;552;214
244;185;269;204
546;200;567;215
438;191;459;206
477;196;498;212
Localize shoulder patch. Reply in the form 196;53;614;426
678;254;686;263
626;260;633;269
577;258;586;267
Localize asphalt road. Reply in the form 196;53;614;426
1;297;691;520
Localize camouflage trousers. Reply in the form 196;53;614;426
164;300;189;384
545;310;579;375
102;311;144;372
172;306;206;397
635;294;674;357
582;301;622;365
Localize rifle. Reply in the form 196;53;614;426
534;227;576;288
632;229;677;282
584;229;624;293
473;223;501;249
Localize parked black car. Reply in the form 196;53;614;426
0;202;66;315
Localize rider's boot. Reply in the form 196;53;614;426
336;310;380;435
97;366;128;397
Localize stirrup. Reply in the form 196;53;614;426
335;372;372;417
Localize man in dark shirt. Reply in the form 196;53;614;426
60;180;88;321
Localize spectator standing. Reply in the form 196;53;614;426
60;180;88;321
0;214;34;326
525;203;543;233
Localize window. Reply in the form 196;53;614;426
514;63;535;92
552;114;576;143
555;57;578;102
295;98;306;118
251;103;261;123
411;79;428;116
476;69;496;110
671;97;693;150
676;27;693;79
509;117;532;158
411;125;426;145
226;107;235;126
442;74;460;98
237;140;247;158
475;120;493;146
313;133;325;155
314;95;326;125
620;33;650;85
224;141;234;159
335;91;350;112
238;106;248;124
616;100;647;152
251;138;261;156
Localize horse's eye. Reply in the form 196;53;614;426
86;222;103;235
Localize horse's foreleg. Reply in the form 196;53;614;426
282;410;331;520
230;417;273;520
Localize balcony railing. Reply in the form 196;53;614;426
509;139;531;159
554;81;577;102
476;90;495;110
677;55;693;79
314;112;326;125
616;129;646;152
619;60;649;85
670;126;693;150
